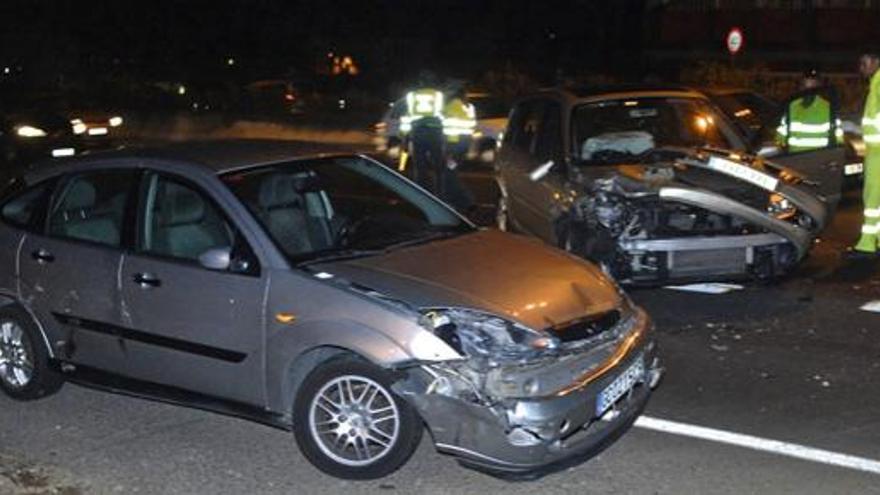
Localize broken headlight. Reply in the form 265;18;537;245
419;308;559;363
767;193;796;220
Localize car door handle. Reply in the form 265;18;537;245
30;249;55;264
132;272;161;288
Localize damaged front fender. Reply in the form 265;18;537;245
391;307;662;478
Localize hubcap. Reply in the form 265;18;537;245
0;320;33;389
309;375;400;467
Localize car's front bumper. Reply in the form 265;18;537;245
618;232;797;283
396;327;661;479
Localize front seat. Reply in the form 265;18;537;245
257;174;314;255
153;183;230;260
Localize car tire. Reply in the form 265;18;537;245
293;356;423;480
0;306;63;400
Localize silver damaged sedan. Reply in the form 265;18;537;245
0;141;662;479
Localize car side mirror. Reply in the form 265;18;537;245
529;160;555;182
198;247;232;271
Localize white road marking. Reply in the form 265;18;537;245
635;415;880;476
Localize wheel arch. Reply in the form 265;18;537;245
0;295;54;359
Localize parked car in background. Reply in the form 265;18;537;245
703;86;863;187
373;92;508;165
496;87;830;285
68;110;125;139
0;98;77;181
0;141;661;479
703;88;781;139
467;92;510;163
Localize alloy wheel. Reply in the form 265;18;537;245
0;319;33;389
308;375;401;467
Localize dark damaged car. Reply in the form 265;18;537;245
496;87;829;285
0;142;662;479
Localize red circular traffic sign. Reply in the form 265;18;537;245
726;27;744;55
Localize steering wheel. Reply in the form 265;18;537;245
335;215;375;248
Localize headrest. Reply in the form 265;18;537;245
258;174;303;209
63;180;97;210
159;183;205;227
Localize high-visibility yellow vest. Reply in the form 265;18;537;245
863;70;880;148
402;88;444;131
776;95;843;152
442;98;476;141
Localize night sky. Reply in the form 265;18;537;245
0;1;651;86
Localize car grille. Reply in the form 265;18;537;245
668;248;746;277
548;310;621;343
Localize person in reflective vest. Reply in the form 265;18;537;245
403;74;446;195
853;52;880;255
443;90;477;148
776;69;844;153
441;87;476;212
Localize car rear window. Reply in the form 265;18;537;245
0;180;52;230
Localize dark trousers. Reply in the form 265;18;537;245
410;124;446;197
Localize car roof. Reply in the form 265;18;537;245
24;140;357;183
530;84;709;105
699;87;765;97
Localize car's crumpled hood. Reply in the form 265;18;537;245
311;229;623;331
573;148;827;226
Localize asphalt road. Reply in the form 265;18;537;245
1;146;879;494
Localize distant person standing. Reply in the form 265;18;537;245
852;51;880;256
403;71;446;195
441;86;476;212
775;69;843;153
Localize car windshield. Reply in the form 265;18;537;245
222;156;473;263
572;97;740;165
712;91;780;135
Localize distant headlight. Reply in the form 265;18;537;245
70;119;87;135
109;116;123;127
16;125;47;138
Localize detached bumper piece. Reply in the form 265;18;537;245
402;340;661;480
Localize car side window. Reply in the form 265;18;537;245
47;171;135;247
535;101;563;165
507;100;545;156
140;174;232;261
138;173;259;275
0;180;52;231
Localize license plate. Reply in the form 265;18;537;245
707;156;779;191
845;163;864;176
595;356;645;416
51;147;75;157
88;127;108;136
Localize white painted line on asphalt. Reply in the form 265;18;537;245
635;415;880;476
